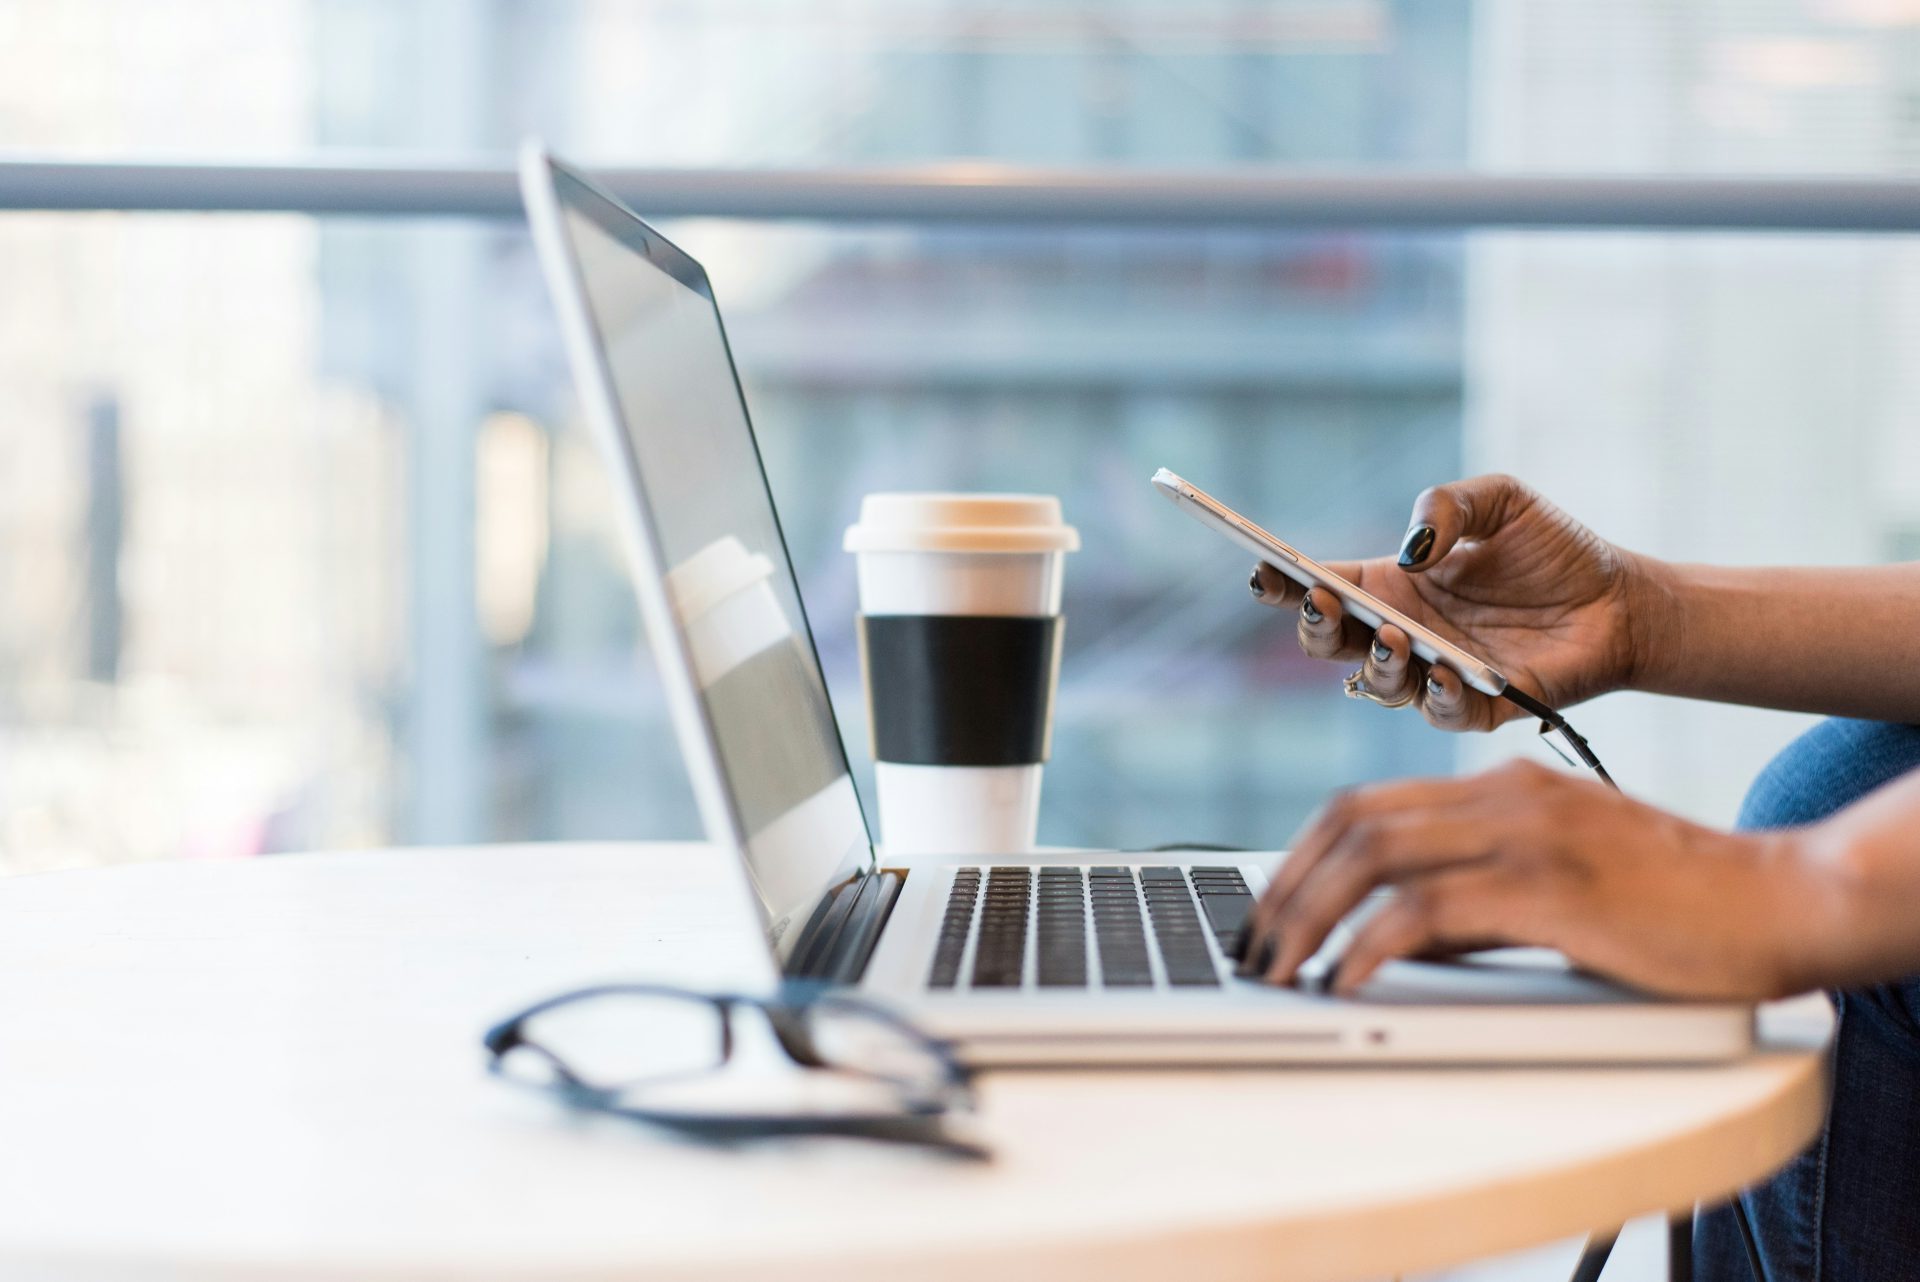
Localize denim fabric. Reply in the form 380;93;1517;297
1695;719;1920;1282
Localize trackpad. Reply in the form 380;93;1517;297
1352;949;1649;1005
1292;897;1649;1006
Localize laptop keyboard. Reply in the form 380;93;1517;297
1089;867;1149;986
927;865;1254;991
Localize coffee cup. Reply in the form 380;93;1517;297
843;494;1079;855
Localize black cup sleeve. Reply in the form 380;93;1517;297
858;614;1062;767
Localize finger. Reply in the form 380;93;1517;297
1395;473;1533;574
1357;624;1416;707
1417;665;1502;734
1330;868;1530;995
1255;775;1492;913
1242;774;1500;958
1251;559;1367;607
1249;562;1305;610
1296;587;1370;663
1263;808;1501;985
1409;938;1508;961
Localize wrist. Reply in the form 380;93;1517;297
1783;810;1920;996
1752;829;1850;997
1617;550;1686;696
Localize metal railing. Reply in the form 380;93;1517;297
5;157;1920;230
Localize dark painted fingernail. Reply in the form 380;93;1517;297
1370;636;1392;664
1235;933;1277;978
1397;524;1436;568
1249;570;1264;598
1301;593;1323;624
1426;673;1446;699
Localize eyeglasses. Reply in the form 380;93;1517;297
482;981;987;1160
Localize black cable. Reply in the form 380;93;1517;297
1499;683;1618;791
1730;1196;1770;1282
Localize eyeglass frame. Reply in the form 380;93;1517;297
481;980;986;1158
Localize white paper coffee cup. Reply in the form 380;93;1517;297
844;494;1079;856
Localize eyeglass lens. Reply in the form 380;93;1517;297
503;990;726;1089
794;998;955;1097
499;989;960;1114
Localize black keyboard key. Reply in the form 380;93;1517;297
1090;869;1155;988
1142;871;1220;988
1035;867;1088;987
970;867;1031;988
1201;890;1255;939
1162;961;1218;986
1191;883;1247;898
927;871;984;989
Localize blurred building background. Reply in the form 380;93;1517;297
0;0;1916;881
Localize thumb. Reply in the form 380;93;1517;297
1394;473;1531;574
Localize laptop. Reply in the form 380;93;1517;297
519;144;1754;1065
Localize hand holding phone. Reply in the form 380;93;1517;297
1151;469;1509;695
1149;467;1615;785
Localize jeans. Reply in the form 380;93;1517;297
1694;719;1920;1282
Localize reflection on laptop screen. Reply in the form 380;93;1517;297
550;167;871;951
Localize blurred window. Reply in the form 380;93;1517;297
2;0;1915;871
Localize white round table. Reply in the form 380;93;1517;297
0;843;1828;1282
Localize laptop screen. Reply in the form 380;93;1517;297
541;160;872;954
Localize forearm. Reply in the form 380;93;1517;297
1629;557;1920;722
1785;769;1920;991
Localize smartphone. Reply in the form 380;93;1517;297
1150;467;1510;697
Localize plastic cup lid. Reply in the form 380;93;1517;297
843;493;1080;554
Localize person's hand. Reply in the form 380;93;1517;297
1251;474;1659;730
1238;759;1835;1001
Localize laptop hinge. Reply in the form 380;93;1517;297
783;869;904;985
